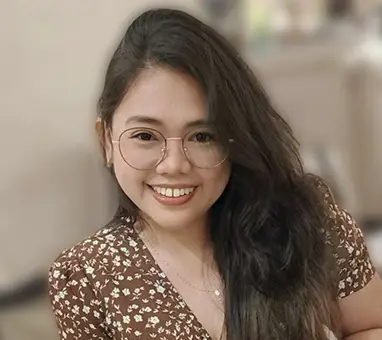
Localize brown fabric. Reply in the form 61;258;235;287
48;178;376;339
313;177;376;298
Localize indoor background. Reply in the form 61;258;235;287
0;0;381;339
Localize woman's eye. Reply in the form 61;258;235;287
192;132;214;143
133;132;155;141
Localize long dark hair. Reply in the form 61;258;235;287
97;8;340;340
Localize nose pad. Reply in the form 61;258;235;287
160;147;167;158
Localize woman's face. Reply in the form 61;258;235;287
105;67;230;230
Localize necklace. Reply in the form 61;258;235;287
140;230;223;297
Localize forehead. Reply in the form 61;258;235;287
113;67;207;132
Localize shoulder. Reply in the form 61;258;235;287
48;217;138;338
49;216;139;290
308;174;376;298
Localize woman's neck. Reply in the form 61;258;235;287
137;214;214;266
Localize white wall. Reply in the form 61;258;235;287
249;42;382;218
0;0;204;287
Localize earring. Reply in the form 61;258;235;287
106;158;113;168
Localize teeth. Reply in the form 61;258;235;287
152;186;195;198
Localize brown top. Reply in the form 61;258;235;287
48;178;375;339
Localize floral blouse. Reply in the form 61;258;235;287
48;178;376;339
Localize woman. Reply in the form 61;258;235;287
48;8;382;340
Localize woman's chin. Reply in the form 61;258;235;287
149;215;195;231
141;209;205;233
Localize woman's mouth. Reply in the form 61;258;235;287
148;185;197;205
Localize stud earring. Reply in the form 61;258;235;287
106;158;113;168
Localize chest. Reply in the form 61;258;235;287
96;245;225;340
167;277;225;340
101;275;222;340
97;230;224;339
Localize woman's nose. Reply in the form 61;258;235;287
155;139;191;175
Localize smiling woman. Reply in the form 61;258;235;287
48;8;382;340
104;66;231;232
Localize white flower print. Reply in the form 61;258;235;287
122;288;131;296
111;288;120;298
134;314;143;322
84;265;94;275
48;191;375;340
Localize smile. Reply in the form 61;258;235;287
151;186;195;198
148;185;197;206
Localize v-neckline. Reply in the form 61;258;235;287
130;225;214;340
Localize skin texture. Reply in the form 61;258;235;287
340;274;382;339
105;67;230;235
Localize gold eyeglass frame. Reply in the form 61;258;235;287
111;127;234;171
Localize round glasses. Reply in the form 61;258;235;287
112;127;232;170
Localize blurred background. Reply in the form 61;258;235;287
0;0;381;339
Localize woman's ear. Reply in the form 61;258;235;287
95;118;113;167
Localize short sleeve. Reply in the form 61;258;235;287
314;177;376;299
48;251;108;339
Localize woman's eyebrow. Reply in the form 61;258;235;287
125;115;208;129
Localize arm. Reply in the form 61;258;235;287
340;274;382;339
345;330;382;340
48;252;109;340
